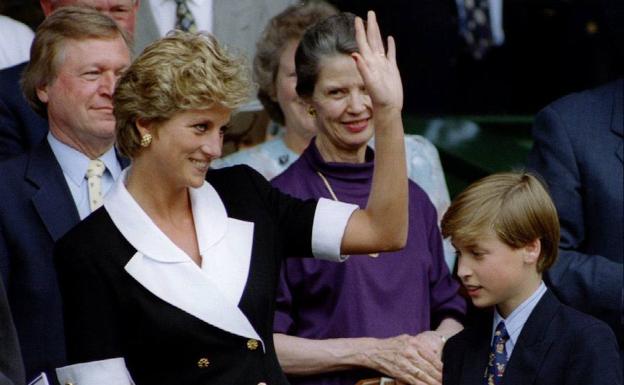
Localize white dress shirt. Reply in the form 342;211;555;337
47;133;122;219
492;282;548;358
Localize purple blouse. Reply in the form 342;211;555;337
271;140;466;385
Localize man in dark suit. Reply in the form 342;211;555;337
527;79;623;349
0;0;138;161
0;7;131;382
0;278;24;385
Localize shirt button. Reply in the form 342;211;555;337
246;339;259;350
197;357;210;368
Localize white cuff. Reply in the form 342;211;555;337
312;198;357;262
56;358;135;385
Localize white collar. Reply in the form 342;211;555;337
104;168;227;263
104;168;263;348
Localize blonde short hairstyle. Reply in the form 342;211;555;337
441;172;560;273
114;31;251;158
21;6;130;118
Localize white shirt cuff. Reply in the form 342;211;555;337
312;198;357;262
56;358;135;385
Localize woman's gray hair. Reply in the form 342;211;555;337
295;12;359;98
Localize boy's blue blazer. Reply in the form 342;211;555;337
442;290;622;385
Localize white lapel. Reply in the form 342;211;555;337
104;169;263;349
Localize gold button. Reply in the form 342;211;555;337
197;357;210;368
246;339;259;350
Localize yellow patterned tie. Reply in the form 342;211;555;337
174;0;197;32
86;159;106;212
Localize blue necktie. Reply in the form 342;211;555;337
484;321;509;385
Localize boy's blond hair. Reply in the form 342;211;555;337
441;172;559;272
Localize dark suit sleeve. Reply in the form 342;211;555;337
55;236;125;363
564;321;622;385
0;276;25;385
526;106;623;340
242;165;317;258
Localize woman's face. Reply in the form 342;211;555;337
274;39;317;139
138;105;231;189
311;54;373;155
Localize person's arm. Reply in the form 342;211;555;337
54;233;134;385
340;12;408;255
526;105;623;343
274;319;461;385
274;333;443;385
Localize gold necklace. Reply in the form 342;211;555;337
316;171;379;258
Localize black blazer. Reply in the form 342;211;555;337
55;165;321;385
442;290;622;385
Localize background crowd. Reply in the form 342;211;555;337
0;1;621;385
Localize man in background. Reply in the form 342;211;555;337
0;0;138;160
0;7;131;381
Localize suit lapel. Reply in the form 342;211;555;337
104;169;263;349
610;79;623;164
503;290;560;385
26;141;80;241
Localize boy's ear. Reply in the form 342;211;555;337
523;238;541;265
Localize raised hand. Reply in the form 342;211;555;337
352;11;403;112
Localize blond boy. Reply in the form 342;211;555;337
440;172;621;385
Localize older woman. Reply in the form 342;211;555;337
211;1;338;179
53;13;408;385
213;2;455;269
271;13;466;385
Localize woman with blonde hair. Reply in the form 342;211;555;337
54;13;408;385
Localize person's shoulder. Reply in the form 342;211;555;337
58;209;115;249
404;134;438;154
543;79;621;118
553;300;616;337
270;152;308;189
207;164;270;197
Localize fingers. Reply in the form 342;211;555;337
354;15;373;58
365;11;385;55
387;36;396;64
351;52;371;84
